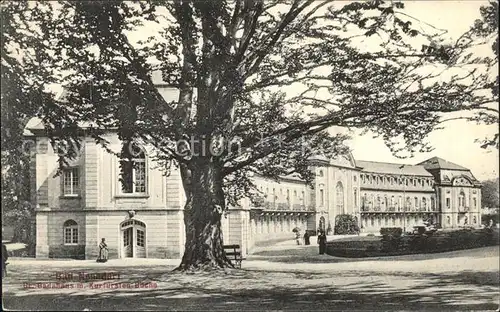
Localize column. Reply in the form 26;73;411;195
85;214;99;259
35;213;49;258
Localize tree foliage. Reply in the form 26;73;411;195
481;178;499;209
1;0;497;269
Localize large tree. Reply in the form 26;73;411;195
2;0;497;270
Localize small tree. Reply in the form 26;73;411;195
334;214;360;235
481;178;499;208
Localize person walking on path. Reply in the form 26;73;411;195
304;231;311;245
295;230;302;245
97;238;108;263
317;230;327;255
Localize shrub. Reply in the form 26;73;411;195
380;228;403;252
482;214;500;226
366;245;377;252
334;214;360;235
380;227;403;237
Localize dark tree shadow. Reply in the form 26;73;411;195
2;260;499;311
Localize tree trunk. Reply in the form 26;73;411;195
175;159;234;271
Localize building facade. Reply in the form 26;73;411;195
26;118;482;260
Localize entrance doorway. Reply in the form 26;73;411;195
120;219;146;258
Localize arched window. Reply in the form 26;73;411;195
422;198;427;210
431;197;435;211
458;191;465;207
336;182;344;214
353;188;358;208
414;197;419;209
63;220;78;245
391;196;395;209
376;196;381;209
384;196;388;210
406;196;411;210
447;216;451;224
370;194;374;209
120;143;147;194
362;193;368;210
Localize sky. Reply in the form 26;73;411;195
347;1;498;181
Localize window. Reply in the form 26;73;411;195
413;179;416;187
120;144;147;194
319;189;324;206
431;197;435;210
318;170;324;177
422;198;427;210
405;179;409;186
137;229;145;247
447;216;451;224
473;197;477;208
63;220;78;245
458;191;465;207
63;168;79;196
414;197;418;208
446;198;451;209
353;188;358;208
336;182;344;214
353;175;357;183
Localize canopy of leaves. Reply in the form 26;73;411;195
2;0;497;206
481;177;499;209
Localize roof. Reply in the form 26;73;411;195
356;160;433;177
308;152;357;169
417;157;469;171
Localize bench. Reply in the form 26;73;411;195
223;244;245;268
